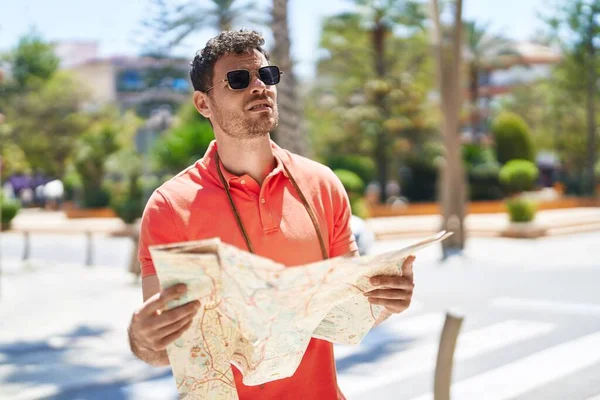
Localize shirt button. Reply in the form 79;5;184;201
261;198;266;204
240;179;246;185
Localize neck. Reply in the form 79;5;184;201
215;133;276;185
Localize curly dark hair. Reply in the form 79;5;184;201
189;29;270;93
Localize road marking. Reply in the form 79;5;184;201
587;395;600;400
338;319;553;396
409;331;600;400
492;297;600;317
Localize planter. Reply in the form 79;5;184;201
66;207;117;219
500;221;547;239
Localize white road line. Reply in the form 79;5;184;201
334;311;440;360
492;297;600;317
339;319;554;396
409;331;600;400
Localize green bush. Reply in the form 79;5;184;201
82;186;111;209
506;197;536;223
333;169;368;218
1;195;21;229
401;156;438;202
491;112;535;164
468;161;503;201
499;160;539;194
111;172;145;224
326;155;376;185
333;169;365;194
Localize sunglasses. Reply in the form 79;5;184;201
206;65;283;92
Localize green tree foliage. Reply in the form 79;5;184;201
306;2;435;201
499;159;540;194
491;112;535;164
0;33;91;178
543;0;600;195
152;103;215;174
1;30;59;91
73;109;141;208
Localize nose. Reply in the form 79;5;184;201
249;72;268;94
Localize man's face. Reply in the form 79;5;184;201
204;50;279;139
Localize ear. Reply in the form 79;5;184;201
193;91;212;119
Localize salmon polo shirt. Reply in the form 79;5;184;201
138;139;358;400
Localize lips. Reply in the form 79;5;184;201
247;101;273;111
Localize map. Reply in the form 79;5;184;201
149;231;452;399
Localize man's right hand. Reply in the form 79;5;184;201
129;283;201;353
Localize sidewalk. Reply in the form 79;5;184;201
9;207;600;239
0;262;174;399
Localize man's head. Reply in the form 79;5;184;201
190;30;279;140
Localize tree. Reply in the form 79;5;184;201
140;0;263;54
152;103;214;174
1;30;59;92
270;0;308;156
430;0;467;255
544;0;600;195
463;21;519;137
308;0;429;202
2;72;90;178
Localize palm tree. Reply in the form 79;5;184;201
430;0;467;256
141;0;263;53
463;21;519;138
329;0;425;202
270;0;308;156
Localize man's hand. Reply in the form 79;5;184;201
364;255;416;314
129;283;201;354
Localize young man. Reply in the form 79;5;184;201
127;30;416;399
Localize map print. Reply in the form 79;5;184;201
149;231;452;399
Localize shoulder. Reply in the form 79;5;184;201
280;149;344;195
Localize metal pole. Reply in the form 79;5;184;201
434;311;464;400
85;231;93;266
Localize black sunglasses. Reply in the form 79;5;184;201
206;65;283;92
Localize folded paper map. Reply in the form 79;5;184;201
150;230;453;399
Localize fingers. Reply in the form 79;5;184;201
401;255;416;279
364;288;412;300
157;319;194;349
369;275;414;290
156;312;196;341
144;284;188;315
153;300;201;330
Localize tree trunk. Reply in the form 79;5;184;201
469;63;479;137
585;41;597;196
373;21;389;203
430;0;467;256
271;0;309;157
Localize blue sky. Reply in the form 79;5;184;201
0;0;546;79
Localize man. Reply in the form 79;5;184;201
127;30;416;399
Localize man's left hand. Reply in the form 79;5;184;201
364;255;416;314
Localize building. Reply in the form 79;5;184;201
64;55;192;117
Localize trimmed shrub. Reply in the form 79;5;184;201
491;112;535;164
1;195;21;229
468;161;503;201
499;160;539;194
506;197;536;223
326;155;376;185
333;169;368;218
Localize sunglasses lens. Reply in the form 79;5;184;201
259;66;280;85
227;70;250;90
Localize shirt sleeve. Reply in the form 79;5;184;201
137;189;183;278
328;170;359;258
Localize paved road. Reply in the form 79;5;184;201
0;231;599;399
